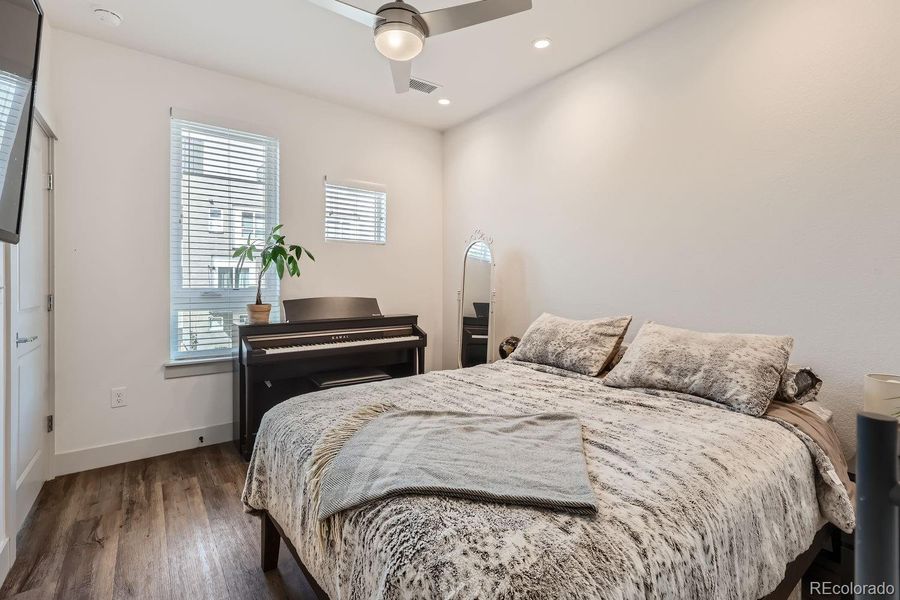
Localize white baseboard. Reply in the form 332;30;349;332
53;422;234;477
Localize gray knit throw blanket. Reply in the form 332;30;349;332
308;405;597;542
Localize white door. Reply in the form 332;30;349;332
10;124;52;530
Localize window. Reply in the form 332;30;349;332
324;180;387;244
208;207;225;234
241;210;265;239
216;266;249;289
0;71;29;192
467;242;492;262
170;116;279;360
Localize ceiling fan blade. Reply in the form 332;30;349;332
419;0;532;37
390;60;412;94
307;0;381;28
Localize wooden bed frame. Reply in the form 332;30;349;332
259;510;840;600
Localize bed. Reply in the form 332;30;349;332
242;359;853;600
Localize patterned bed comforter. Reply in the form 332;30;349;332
242;360;853;600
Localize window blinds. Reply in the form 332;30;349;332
0;71;29;193
170;117;280;360
467;242;492;262
324;180;387;244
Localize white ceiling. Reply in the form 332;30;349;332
41;0;706;130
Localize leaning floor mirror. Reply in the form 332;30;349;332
458;231;496;368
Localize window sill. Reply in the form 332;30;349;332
164;356;232;379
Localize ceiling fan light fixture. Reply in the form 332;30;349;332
374;22;425;62
307;0;534;94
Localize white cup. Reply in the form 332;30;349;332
864;374;900;419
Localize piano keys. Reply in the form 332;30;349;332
245;326;422;360
233;297;427;460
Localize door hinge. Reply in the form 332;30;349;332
47;415;54;433
47;294;54;312
47;173;54;191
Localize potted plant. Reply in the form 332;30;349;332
233;224;315;324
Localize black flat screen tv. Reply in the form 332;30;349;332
0;0;43;245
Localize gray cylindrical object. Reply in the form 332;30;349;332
856;411;900;599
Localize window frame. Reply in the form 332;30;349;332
169;114;280;362
241;210;265;239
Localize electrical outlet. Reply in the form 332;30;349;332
111;387;127;408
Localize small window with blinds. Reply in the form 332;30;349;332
324;180;387;244
170;116;280;360
0;71;29;191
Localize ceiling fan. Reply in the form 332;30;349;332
308;0;533;93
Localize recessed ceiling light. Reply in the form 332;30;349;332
93;8;123;27
438;98;451;106
533;38;552;50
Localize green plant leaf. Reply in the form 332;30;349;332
232;248;245;258
249;225;314;278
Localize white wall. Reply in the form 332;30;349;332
33;25;55;128
443;0;900;452
48;30;443;467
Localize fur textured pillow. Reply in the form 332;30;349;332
510;313;632;376
604;322;794;416
776;366;823;404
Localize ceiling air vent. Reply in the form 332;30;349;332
409;77;441;95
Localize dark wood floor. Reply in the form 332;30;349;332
0;443;319;600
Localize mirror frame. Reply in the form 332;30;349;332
457;230;496;369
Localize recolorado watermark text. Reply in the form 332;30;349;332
809;581;895;596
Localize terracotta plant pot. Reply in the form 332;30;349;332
247;303;272;325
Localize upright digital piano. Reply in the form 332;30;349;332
233;297;427;460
